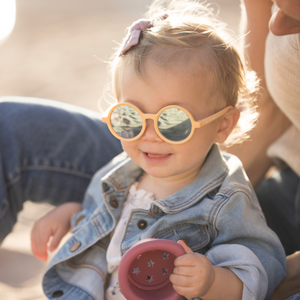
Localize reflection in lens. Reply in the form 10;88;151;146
111;105;143;139
158;108;191;141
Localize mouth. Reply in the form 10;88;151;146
146;152;169;157
143;152;171;162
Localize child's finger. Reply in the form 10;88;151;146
177;239;193;254
172;284;196;300
174;253;197;267
31;227;51;261
31;236;39;259
49;228;66;252
31;239;48;261
169;273;193;287
173;265;194;277
33;238;49;261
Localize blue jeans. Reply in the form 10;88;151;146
286;294;300;300
256;167;300;256
0;96;123;243
256;168;300;300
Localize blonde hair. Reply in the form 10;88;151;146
106;0;258;146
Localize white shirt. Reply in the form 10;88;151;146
105;182;155;300
265;29;300;175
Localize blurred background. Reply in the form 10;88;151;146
0;0;239;299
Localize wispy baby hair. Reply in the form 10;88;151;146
107;0;258;146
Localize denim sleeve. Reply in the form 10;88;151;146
206;244;268;300
70;152;129;230
208;190;287;300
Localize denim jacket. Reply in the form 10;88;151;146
43;144;286;300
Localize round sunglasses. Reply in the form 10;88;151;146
102;103;233;145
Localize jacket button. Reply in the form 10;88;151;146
70;241;81;252
137;220;148;230
75;215;85;225
52;290;64;298
110;197;119;208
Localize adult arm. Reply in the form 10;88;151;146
227;0;290;187
227;2;300;299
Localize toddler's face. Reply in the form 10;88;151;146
118;60;224;181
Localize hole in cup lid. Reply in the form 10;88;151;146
128;249;175;290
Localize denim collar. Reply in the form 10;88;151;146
102;144;228;213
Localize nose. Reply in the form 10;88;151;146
141;119;163;142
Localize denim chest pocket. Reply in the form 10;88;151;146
152;223;210;254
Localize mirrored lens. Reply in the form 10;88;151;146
110;105;143;139
158;108;192;141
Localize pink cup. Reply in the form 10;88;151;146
118;239;185;300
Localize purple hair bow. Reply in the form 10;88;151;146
119;14;168;57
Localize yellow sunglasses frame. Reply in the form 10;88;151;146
102;103;233;145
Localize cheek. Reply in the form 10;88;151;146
178;129;215;158
121;141;137;158
121;141;130;153
192;123;218;145
275;0;300;21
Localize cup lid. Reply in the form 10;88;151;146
118;239;185;300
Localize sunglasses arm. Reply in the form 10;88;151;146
101;105;115;124
194;106;233;128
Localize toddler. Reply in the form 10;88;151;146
31;1;286;299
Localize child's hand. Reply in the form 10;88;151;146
31;202;82;262
169;240;215;299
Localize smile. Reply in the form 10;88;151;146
143;152;171;162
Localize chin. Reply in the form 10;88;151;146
143;168;173;179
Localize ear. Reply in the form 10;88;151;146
214;107;240;143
